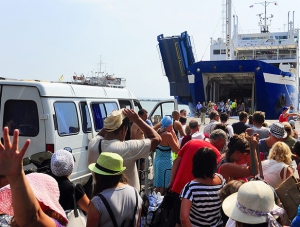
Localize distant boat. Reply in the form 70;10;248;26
157;0;298;119
71;72;126;88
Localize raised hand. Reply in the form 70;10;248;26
122;109;140;122
0;127;30;177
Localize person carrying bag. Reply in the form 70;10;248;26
66;184;87;227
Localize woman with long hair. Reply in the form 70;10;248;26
87;152;142;227
217;133;259;182
154;116;180;194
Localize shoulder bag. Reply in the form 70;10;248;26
66;184;87;227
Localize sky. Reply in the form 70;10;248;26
0;0;299;99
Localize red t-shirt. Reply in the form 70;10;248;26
171;140;221;194
279;114;288;122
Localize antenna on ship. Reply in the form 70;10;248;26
252;1;277;33
96;55;106;77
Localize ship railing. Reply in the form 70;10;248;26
235;54;297;61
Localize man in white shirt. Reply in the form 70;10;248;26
203;111;220;135
88;109;161;191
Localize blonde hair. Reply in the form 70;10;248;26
282;121;294;137
268;141;292;164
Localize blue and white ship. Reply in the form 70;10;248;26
157;0;299;119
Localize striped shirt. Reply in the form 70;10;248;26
180;174;225;227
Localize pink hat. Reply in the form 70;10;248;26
0;173;68;225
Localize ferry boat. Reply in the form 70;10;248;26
157;0;299;119
72;72;126;88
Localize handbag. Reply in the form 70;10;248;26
66;184;87;227
275;175;300;221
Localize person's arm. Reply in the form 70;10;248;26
77;194;90;213
0;128;57;227
219;163;252;182
86;202;101;227
168;156;182;189
167;131;180;154
153;122;162;131
288;113;300;118
123;109;161;150
248;134;260;176
180;198;192;227
135;209;142;227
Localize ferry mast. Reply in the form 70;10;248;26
255;1;277;33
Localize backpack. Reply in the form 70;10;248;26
147;190;175;227
98;188;138;227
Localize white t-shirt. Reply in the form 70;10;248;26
88;135;151;191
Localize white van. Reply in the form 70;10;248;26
0;79;177;188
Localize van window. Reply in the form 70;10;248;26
79;102;92;133
91;102;118;131
3;100;39;136
54;102;79;136
119;100;132;109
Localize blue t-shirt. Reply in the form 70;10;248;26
258;139;270;159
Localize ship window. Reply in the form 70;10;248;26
54;102;79;136
221;49;226;54
79;102;92;133
3;100;39;137
213;50;220;54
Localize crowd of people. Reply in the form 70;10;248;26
195;99;253;122
1;105;300;227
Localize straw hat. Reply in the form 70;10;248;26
0;173;68;225
51;149;74;177
222;181;284;225
89;152;126;175
104;109;125;132
269;122;287;139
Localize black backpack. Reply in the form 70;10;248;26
98;188;138;227
147;190;175;227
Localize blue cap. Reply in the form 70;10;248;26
282;106;289;111
161;116;172;128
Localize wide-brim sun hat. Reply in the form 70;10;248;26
104;109;125;132
51;149;74;177
161;116;172;128
269;122;287;139
89;152;126;175
222;181;284;225
0;173;68;225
